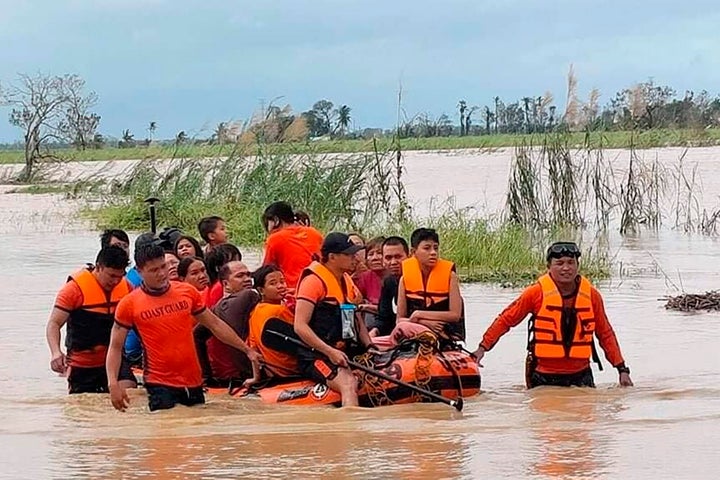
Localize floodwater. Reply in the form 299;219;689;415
1;147;720;479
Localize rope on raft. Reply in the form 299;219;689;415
662;290;720;312
353;331;440;407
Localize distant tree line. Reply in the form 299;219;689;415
3;68;720;181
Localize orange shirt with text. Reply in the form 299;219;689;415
115;282;206;387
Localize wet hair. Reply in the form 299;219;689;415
205;243;241;283
252;264;282;289
295;210;311;226
218;261;237;282
383;236;409;255
177;256;204;279
262;201;311;231
410;228;439;248
96;245;130;270
134;243;165;269
366;236;386;253
100;229;129;249
174;235;204;260
198;216;224;243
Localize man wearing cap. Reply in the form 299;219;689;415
472;241;633;389
293;232;376;407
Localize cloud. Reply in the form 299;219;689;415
1;0;720;141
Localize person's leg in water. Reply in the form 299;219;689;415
305;357;359;407
327;367;359;407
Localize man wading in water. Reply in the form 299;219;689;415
472;242;634;388
46;246;137;394
106;244;264;412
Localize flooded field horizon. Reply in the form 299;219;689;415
1;146;719;478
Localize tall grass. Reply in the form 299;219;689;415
89;145;402;245
82;136;612;285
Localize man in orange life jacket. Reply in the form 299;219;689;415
472;242;634;388
294;232;376;407
45;245;137;394
395;228;465;343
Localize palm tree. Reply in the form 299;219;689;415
213;122;228;145
484;106;492;134
148;121;157;142
175;130;187;145
522;97;532;133
457;100;467;136
494;96;502;133
335;105;352;137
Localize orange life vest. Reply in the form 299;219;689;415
248;302;299;377
401;257;465;341
66;268;131;353
300;262;360;349
531;274;596;359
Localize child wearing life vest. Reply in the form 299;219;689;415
374;229;465;349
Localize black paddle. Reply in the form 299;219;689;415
261;319;463;411
144;196;160;234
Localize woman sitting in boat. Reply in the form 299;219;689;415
354;236;386;330
177;257;210;295
174;235;204;260
247;265;299;379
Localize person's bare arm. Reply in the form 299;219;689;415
294;299;348;367
46;308;70;373
395;278;409;322
107;324;130;411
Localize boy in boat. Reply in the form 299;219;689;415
394;228;465;344
198;216;229;253
293;232;375;407
106;243;263;412
247;265;300;378
45;245;137;394
471;241;633;388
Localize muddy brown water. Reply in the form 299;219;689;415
1;147;719;479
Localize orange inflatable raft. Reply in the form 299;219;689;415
134;342;481;408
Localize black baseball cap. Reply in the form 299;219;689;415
321;232;364;255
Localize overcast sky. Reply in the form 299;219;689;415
1;0;719;141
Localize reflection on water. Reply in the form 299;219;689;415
527;389;613;479
2;146;720;478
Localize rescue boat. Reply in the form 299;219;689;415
220;345;480;407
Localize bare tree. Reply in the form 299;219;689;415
0;73;76;181
56;75;100;150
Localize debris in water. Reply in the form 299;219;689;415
662;291;720;312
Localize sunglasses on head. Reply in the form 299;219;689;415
547;242;581;260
